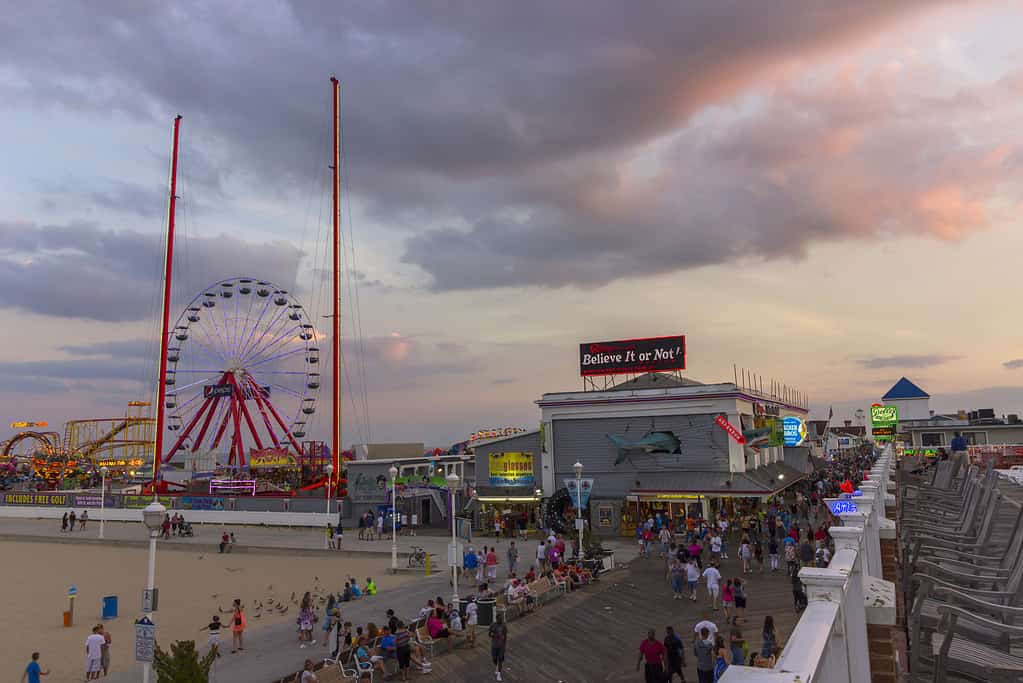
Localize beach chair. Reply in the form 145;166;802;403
932;604;1023;682
415;626;437;659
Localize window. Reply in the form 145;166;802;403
921;433;945;447
963;432;987;445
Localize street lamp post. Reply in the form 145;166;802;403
99;466;109;540
446;471;460;606
141;500;166;683
324;464;334;550
574;461;584;562
389;465;399;571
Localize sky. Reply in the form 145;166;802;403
2;1;1023;449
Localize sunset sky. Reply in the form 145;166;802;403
2;2;1022;448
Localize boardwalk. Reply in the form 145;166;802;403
321;548;806;683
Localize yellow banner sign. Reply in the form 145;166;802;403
96;458;145;468
248;449;297;469
488;452;534;486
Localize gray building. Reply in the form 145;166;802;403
344;454;474;529
471;430;542;531
538;374;810;537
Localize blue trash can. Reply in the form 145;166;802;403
102;596;118;620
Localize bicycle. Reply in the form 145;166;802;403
408;546;429;568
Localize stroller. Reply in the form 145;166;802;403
179;521;194;537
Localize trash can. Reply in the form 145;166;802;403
476;598;496;627
457;598;471;619
102;596;118;620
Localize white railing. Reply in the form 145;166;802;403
720;446;895;683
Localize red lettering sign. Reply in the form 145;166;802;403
714;415;746;444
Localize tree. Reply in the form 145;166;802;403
153;640;217;683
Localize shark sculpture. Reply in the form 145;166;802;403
607;431;681;465
741;427;772;448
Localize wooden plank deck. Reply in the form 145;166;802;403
409;551;805;683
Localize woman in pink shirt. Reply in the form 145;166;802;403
722;579;735;625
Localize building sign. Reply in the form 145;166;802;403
597;504;613;528
714;415;746;444
754;416;785;447
470;427;527;442
488;452;534;487
827;500;858;515
783;417;807;447
10;421;48;428
122;495;174;509
96;458;145;469
564;477;594;508
179;496;225;511
74;494;113;508
870;404;898;441
579;335;686;377
248;448;297;469
2;491;70;506
203;384;233;399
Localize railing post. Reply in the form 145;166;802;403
857;481;883;579
830;525;871;683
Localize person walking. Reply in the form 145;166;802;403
703;562;722;611
69;510;77;531
61;512;68;533
336;518;343;549
663;625;686;682
760;616;777;659
98;624;112;676
713;635;730;680
768;537;779;572
728;625;745;669
376;513;384;540
201;615;223;657
535;540;547;573
327;523;336;550
21;652;50;683
686;558;701;601
488;612;508;681
231;599;246;653
740;539;752;574
721;579;734;625
693;627;715;683
670;557;686;600
79;510;88;530
486;545;499;582
733;577;747;625
85;625;105;680
659;526;672;558
636;628;667;683
506;541;519;577
357;513;366;541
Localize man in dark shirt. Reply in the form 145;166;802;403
637;628;666;683
489;614;508;681
663;625;686;682
799;537;815;567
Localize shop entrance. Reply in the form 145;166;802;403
420;498;431;526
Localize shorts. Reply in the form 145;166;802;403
735;596;747;608
87;658;102;673
709;585;720;596
688;580;698;591
491;646;506;663
671;576;683;592
723;600;734;609
397;646;411;669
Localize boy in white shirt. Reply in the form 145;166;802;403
85;626;106;680
686;559;701;601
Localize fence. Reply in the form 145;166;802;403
719;446;896;683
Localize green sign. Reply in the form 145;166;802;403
870;404;898;442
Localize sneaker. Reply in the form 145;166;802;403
300;644;306;649
311;640;317;645
496;672;503;681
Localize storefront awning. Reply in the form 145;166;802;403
474;485;542;502
629;462;807;498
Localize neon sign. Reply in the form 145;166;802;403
827;500;858;515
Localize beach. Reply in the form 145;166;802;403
5;538;411;682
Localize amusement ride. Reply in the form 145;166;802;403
2;78;361;498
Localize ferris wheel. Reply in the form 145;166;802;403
162;277;320;466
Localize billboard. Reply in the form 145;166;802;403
248;448;297;469
579;335;686;377
3;491;70;506
783;417;807;447
870;404;898;441
488;452;535;487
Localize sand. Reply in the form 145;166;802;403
4;540;411;682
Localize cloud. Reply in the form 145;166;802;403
1004;359;1023;369
0;220;303;322
0;1;979;294
59;339;151;358
857;354;960;369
